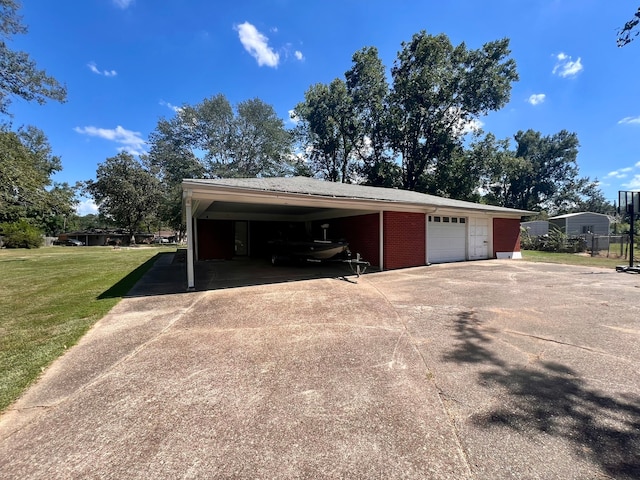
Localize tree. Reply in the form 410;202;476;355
0;218;42;248
0;126;76;234
293;79;357;182
344;47;398;187
388;32;518;191
159;94;295;179
618;7;640;46
85;152;160;242
480;129;604;214
146;94;296;231
0;0;67;115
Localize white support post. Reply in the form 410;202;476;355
379;210;384;271
185;195;195;290
425;213;429;265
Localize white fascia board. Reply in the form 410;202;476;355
185;184;429;213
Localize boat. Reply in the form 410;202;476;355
269;224;349;264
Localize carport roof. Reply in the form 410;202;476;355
183;177;531;216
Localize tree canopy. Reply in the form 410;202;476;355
0;126;76;234
121;31;611;232
145;94;298;232
293;32;518;191
0;0;67;115
85;152;160;240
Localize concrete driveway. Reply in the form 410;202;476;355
1;259;639;479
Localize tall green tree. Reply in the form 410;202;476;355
0;126;76;234
388;32;518;191
482;129;587;213
0;0;66;115
146;94;295;233
164;94;294;178
145;119;205;236
293;79;357;182
345;47;400;187
85;152;160;241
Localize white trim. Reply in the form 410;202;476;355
379;210;384;271
425;213;429;265
193;215;199;262
496;251;522;260
182;181;526;219
185;194;195;290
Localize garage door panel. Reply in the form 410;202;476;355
428;219;466;263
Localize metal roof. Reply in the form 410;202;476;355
549;212;611;220
183;176;532;216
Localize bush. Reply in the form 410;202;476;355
0;220;43;249
520;226;587;254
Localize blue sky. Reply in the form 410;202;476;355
7;0;640;214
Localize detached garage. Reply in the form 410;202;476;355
182;177;529;289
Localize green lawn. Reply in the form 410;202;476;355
521;250;626;269
0;245;175;412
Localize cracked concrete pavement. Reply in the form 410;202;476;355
1;258;639;479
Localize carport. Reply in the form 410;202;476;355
182;177;529;289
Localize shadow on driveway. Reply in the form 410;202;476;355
444;310;640;479
122;250;372;297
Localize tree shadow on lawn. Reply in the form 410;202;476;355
443;311;640;479
98;252;167;299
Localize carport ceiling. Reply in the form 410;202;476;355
200;200;376;222
204;201;321;216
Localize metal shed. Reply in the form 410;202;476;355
548;212;611;236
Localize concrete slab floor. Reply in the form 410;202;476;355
1;259;639;479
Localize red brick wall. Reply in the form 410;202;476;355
197;219;234;260
331;214;380;267
493;218;521;256
383;212;426;270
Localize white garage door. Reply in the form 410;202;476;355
427;215;467;263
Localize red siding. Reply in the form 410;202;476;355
493;218;521;256
383;212;425;270
331;214;380;267
197;219;234;260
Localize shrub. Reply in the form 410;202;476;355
0;220;43;249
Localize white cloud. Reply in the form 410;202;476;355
606;167;633;179
294;50;304;61
87;62;117;77
622;175;640;189
462;118;484;135
159;100;182;113
74;125;146;155
288;109;300;125
76;198;99;216
527;93;546;105
113;0;134;8
618;116;640;125
445;107;483;136
235;21;279;68
552;52;583;78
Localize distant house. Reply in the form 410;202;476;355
548;212;611;236
58;229;154;246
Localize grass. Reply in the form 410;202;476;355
521;250;627;269
0;245;175;413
